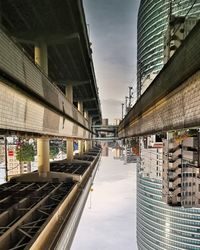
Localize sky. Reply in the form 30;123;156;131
71;150;137;250
83;0;140;123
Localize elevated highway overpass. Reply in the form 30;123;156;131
0;0;102;178
0;2;103;248
0;0;101;125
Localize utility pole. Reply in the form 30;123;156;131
128;86;133;108
125;96;128;114
121;103;124;119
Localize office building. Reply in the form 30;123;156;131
137;0;200;97
137;1;200;249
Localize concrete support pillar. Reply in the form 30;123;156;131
34;41;48;74
37;137;50;177
67;138;74;160
35;42;49;176
65;84;73;103
78;101;84;114
90;117;95;149
78;140;84;155
65;84;74;159
78;101;84;155
84;110;88;120
84;110;90;152
85;140;89;153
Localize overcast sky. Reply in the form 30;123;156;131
83;0;140;123
71;151;137;250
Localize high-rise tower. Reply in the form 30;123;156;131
137;0;200;98
137;1;200;249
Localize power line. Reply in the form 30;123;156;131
171;0;199;37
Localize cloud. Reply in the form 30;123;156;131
83;0;140;120
102;98;121;106
71;154;137;250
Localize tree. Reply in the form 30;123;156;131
16;142;35;173
50;145;59;159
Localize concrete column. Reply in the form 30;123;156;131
37;137;50;177
65;84;74;159
85;140;89;152
78;139;84;155
90;117;95;149
84;110;88;120
65;84;73;103
35;42;49;176
78;101;84;114
34;41;48;74
78;101;84;155
67;138;74;160
84;111;90;152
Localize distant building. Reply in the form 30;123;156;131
163;131;200;208
140;136;163;180
101;142;109;157
0;138;32;180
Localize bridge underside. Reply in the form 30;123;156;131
0;80;89;138
0;0;101;124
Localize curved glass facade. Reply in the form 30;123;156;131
137;170;200;250
137;1;200;249
137;0;200;97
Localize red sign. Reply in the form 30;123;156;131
8;150;14;157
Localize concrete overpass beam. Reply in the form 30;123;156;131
37;137;50;177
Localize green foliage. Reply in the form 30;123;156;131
60;142;66;152
187;129;198;137
16;142;35;162
50;145;59;159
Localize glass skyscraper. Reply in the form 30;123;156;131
137;1;200;249
137;0;200;97
137;173;200;250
